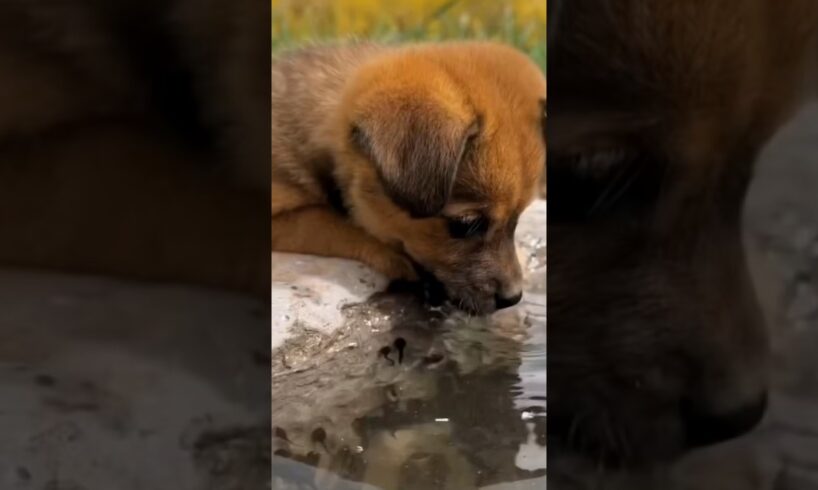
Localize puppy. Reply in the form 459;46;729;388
547;0;818;469
271;42;547;315
0;0;269;294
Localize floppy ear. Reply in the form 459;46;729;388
350;103;477;218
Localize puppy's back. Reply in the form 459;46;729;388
271;43;385;175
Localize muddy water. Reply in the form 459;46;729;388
271;207;547;490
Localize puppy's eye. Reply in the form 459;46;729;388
548;148;666;223
447;214;489;239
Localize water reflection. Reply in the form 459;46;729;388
271;282;546;490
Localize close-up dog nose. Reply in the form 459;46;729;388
495;291;523;310
681;393;768;448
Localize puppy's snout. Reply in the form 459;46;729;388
491;244;524;311
681;392;767;448
495;291;523;310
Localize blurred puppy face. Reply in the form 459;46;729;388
334;43;546;315
548;0;818;467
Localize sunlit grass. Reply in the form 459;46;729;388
271;0;545;70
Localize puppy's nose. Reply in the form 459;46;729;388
495;291;523;310
681;393;767;448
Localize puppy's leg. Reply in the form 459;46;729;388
0;122;269;296
272;206;418;282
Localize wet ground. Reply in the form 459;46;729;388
0;274;271;489
0;198;546;490
271;200;547;490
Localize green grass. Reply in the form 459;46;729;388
272;0;545;71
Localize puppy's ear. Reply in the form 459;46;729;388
351;104;477;218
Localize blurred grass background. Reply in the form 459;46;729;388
271;0;545;70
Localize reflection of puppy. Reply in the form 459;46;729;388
548;0;818;468
272;42;546;315
363;424;477;490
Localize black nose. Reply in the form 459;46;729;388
681;393;767;448
495;292;523;310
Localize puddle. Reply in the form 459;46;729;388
271;204;547;490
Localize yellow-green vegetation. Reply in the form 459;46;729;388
272;0;545;70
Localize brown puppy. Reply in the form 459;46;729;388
548;0;818;470
271;42;547;315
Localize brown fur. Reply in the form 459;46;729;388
271;42;546;314
548;0;818;467
0;0;269;295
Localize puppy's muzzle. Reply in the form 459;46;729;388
495;291;523;310
681;392;767;448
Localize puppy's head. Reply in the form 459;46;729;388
335;42;546;315
548;0;818;468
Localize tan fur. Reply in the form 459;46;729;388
0;124;269;293
0;0;269;295
271;42;546;314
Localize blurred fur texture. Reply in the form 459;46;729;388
0;0;269;294
548;0;818;468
